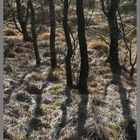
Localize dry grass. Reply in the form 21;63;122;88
3;7;136;140
47;69;60;82
3;36;22;46
3;28;17;36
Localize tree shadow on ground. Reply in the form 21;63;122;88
112;73;136;140
76;91;89;140
3;82;15;104
25;82;48;140
51;89;89;140
104;71;136;140
3;66;36;104
51;87;72;139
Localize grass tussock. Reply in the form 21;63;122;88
4;28;17;36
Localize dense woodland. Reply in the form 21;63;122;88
3;0;136;140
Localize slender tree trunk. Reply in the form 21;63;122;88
76;0;89;92
63;0;73;87
49;0;57;69
28;0;40;66
101;0;120;73
15;0;29;42
108;14;120;73
20;22;29;41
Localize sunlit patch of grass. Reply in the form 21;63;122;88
88;37;108;50
85;123;110;140
48;100;63;110
4;28;17;36
50;84;62;94
4;123;26;140
107;122;121;133
3;36;22;46
38;32;50;42
13;131;26;140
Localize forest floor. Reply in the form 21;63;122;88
3;9;136;140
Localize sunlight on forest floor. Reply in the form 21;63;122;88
3;6;136;140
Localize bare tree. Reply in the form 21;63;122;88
101;0;120;73
118;10;137;79
63;0;73;87
15;0;30;42
28;0;40;66
76;0;89;92
49;0;57;68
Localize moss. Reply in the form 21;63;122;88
48;100;63;110
50;84;62;94
107;123;121;132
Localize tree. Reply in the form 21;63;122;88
63;0;73;87
76;0;89;92
101;0;120;73
15;0;30;42
28;0;40;66
49;0;57;68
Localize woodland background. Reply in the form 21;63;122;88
3;0;136;140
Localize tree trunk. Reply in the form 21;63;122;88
28;0;40;66
63;0;73;87
101;0;120;73
76;0;89;92
108;14;120;73
49;0;57;69
15;0;29;42
20;22;29;42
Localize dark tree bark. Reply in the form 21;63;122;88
63;0;73;87
49;0;57;69
15;0;29;42
101;0;120;73
76;0;89;92
108;12;120;73
28;0;40;66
